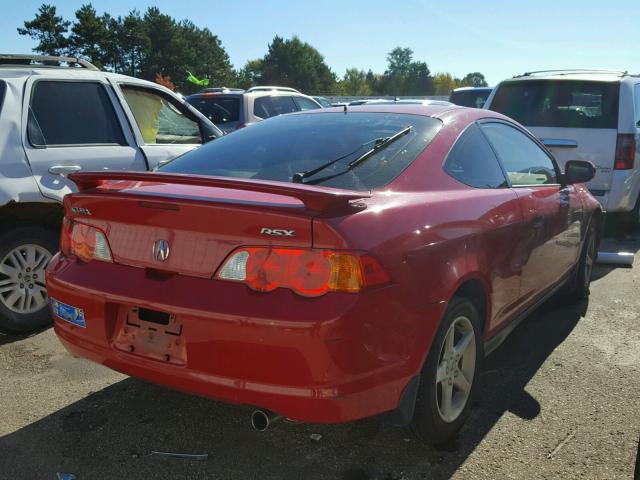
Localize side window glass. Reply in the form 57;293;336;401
253;96;297;119
28;81;125;147
122;86;202;145
444;123;507;188
293;96;321;111
635;84;640;123
0;81;6;113
481;122;558;186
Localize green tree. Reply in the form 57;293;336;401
235;59;263;89
340;68;371;96
17;4;70;56
460;72;489;87
68;4;111;69
258;36;337;94
382;47;434;95
173;20;235;92
112;10;148;77
433;72;460;96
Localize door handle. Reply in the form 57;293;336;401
49;165;82;175
532;216;544;228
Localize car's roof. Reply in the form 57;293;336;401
505;71;634;83
303;104;460;117
0;66;171;89
451;86;493;92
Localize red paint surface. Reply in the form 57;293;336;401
46;106;600;423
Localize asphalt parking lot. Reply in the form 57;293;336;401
1;234;639;480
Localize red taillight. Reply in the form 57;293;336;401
217;247;390;297
61;219;112;263
614;134;636;170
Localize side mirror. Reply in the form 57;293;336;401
563;160;595;185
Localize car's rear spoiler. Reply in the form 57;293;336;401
68;171;370;212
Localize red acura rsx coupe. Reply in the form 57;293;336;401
46;105;601;444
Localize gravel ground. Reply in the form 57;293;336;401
1;235;639;480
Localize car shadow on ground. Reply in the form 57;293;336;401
0;326;51;346
0;296;588;479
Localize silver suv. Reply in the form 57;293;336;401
0;54;221;332
485;69;640;227
186;86;322;134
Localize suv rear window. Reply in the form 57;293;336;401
187;95;240;124
490;80;620;129
254;96;297;119
160;112;442;192
449;89;491;108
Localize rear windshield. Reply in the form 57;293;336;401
160;112;442;191
449;90;491;108
0;81;6;113
490;80;619;129
187;95;240;124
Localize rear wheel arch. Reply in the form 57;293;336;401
450;278;490;336
0;201;63;235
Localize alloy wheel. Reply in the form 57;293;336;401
435;315;476;423
0;244;52;314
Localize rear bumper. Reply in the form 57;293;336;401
595;169;640;212
47;253;441;423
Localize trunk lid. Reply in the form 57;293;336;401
65;172;368;278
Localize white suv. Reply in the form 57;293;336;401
0;54;221;332
186;86;322;134
485;70;640;226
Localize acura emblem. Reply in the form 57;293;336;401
153;239;170;262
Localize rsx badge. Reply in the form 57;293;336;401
260;228;295;237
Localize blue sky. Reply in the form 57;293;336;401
2;0;639;85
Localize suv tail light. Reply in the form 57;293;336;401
61;219;112;263
614;134;636;170
217;247;390;297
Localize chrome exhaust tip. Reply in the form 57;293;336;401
251;409;283;432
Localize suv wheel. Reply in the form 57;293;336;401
0;226;57;332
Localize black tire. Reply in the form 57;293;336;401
408;297;483;445
0;226;58;333
566;220;597;301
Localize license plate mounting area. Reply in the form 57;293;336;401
112;306;187;366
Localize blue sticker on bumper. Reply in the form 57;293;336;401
51;298;86;328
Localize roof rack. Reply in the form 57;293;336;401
246;86;301;93
0;54;99;70
199;87;245;93
514;69;628;78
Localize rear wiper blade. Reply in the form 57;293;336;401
347;125;412;169
303;125;413;185
292;138;380;184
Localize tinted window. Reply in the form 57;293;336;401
444;123;507;188
481;122;558;186
122;86;201;145
293;96;321;111
635;84;640;122
449;90;491;108
28;81;125;146
0;81;6;113
187;95;240;124
254;96;297;119
490;80;619;129
160;112;442;192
